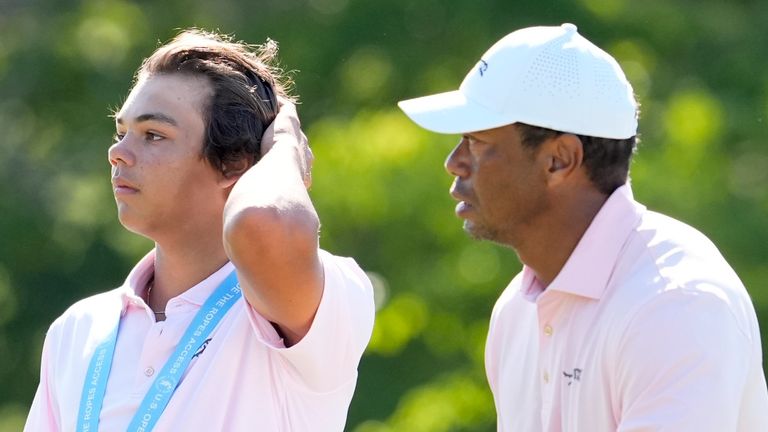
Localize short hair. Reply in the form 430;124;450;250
516;123;637;195
135;29;293;177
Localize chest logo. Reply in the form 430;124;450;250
192;337;213;359
563;368;582;386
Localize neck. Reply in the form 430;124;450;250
517;188;608;286
147;228;229;313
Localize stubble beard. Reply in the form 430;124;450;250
464;219;499;242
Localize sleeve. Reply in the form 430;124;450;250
614;288;755;432
246;250;375;392
24;328;61;432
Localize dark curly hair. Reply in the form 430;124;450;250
517;123;637;195
135;29;294;177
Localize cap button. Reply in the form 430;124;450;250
562;23;578;33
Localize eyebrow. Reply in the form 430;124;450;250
115;112;178;127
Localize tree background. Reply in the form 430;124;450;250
1;0;767;430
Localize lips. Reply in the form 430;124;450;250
111;177;139;194
450;181;474;217
449;180;472;204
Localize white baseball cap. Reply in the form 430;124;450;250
398;23;638;139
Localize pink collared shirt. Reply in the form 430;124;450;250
25;249;375;432
485;184;768;431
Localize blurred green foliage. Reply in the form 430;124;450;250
2;0;768;430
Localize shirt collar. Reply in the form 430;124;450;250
118;249;236;309
521;183;645;301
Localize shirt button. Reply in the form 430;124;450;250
543;371;550;384
144;367;155;377
543;325;553;336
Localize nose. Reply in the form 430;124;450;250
445;137;470;178
108;135;134;167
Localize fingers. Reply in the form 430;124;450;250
260;101;300;158
273;102;301;135
261;120;276;156
303;145;314;189
260;102;314;190
275;95;290;109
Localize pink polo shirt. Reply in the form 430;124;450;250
25;249;375;432
485;184;768;431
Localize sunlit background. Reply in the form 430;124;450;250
2;0;768;431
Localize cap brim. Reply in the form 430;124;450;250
397;90;514;134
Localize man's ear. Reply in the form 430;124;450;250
543;134;583;185
219;158;251;188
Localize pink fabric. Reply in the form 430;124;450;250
25;249;374;432
485;184;768;431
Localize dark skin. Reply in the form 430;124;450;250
444;123;608;286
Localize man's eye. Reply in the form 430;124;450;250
146;132;164;141
114;133;125;142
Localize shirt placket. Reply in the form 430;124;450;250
537;290;565;431
133;299;193;396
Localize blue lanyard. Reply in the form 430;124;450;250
77;270;242;432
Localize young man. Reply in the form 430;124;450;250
399;23;768;431
25;29;374;432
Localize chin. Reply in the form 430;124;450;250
116;211;153;239
464;221;494;241
466;222;520;251
119;220;147;237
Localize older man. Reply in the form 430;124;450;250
399;23;768;431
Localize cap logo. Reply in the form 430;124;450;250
478;59;488;77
